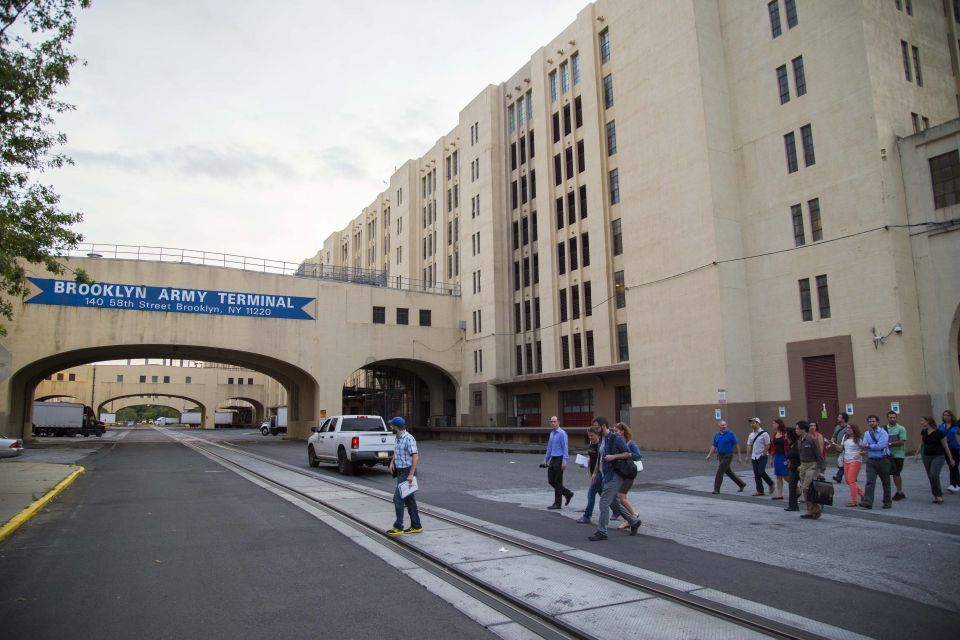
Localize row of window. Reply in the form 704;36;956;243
553;97;583;142
549;52;581;103
512;215;539;248
552;141;586;185
558;282;593;322
768;0;798;39
894;0;914;16
799;275;830;321
514;298;541;333
511;170;537;208
508;89;535;133
784;124;815;173
557;235;591;275
911;112;931;133
930;149;960;209
371;307;432;326
515;341;545;375
559;331;596;370
776;56;806;104
510;130;536;169
512;255;541;290
791;198;823;246
555;186;588;229
900;40;923;86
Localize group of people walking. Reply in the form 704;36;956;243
707;409;960;519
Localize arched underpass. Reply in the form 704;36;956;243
342;359;457;427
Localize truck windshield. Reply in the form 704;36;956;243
341;418;386;432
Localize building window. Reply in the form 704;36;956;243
573;333;583;368
559;289;568;322
615;270;625;308
816;275;831;319
581;233;590;267
116;374;123;383
372;306;385;324
536;340;543;372
791;204;805;246
554;153;562;185
612;219;623;255
929;150;960;208
561;335;571;369
474;390;482;406
152;376;159;383
616;324;629;362
139;375;146;383
238;377;244;385
565;146;574;179
912;45;922;86
508;104;516;132
579;185;588;219
68;373;76;381
514;261;521;291
163;376;170;384
574;96;583;128
799;278;813;321
606;120;617;155
901;41;912;81
768;1;782;38
602;74;614;108
571;284;581;319
776;64;790;104
560;61;570;93
185;377;192;384
516;345;523;375
784;0;797;28
792;56;806;96
523;257;530;287
577;140;585;173
808;198;823;241
572;53;581;84
586;331;595;366
784;131;798;173
563;104;571;136
911;112;921;133
397;308;409;325
584;281;592;317
569;237;578;270
800;124;815;166
419;310;432;326
557;241;566;275
600;28;610;63
609;168;620;204
525;343;534;374
549;70;558;102
568;191;576;225
524;300;531;330
533;253;539;283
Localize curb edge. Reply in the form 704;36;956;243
0;466;86;544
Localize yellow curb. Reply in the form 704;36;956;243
0;466;86;544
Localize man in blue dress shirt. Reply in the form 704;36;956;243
544;415;574;509
706;419;746;494
860;414;893;509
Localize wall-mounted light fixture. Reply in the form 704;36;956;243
871;323;903;348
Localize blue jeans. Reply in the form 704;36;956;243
583;473;602;519
393;467;421;529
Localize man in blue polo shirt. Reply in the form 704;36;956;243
860;414;892;509
543;415;573;509
706;419;746;494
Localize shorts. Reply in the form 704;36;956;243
773;453;788;477
890;457;904;476
619;476;635;493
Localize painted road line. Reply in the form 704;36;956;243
0;466;85;544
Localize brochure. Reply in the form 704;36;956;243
398;477;419;499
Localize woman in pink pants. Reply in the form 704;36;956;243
829;422;863;505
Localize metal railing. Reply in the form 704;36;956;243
63;243;460;296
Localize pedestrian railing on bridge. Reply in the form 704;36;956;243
65;243;460;297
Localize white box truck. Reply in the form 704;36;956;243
267;406;287;436
214;411;234;427
33;402;104;437
180;411;202;427
100;412;117;425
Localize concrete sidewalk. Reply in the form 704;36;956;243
0;461;84;543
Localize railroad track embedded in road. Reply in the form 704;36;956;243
161;429;842;640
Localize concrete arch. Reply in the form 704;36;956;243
340;358;458;427
7;344;319;441
35;395;83;403
222;396;265;424
97;393;208;421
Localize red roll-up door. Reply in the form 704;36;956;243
803;355;838;422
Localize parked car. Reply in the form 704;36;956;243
0;435;24;458
307;415;394;474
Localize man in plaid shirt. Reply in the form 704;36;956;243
387;417;422;535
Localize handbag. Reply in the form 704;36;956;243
635;460;644;472
613;457;638;479
806;479;834;506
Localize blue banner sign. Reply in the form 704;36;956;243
26;278;316;320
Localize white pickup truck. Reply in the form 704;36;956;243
307;415;395;475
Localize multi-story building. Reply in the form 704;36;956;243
307;0;960;448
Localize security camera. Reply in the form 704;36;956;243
894;323;903;334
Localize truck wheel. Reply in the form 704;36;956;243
260;426;269;436
308;446;319;468
337;448;354;475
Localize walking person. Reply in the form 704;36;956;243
588;416;641;541
885;411;908;500
576;427;603;524
386;417;422;535
784;427;801;511
809;421;827;459
770;419;789;500
827;422;863;506
916;416;955;503
746;418;774;496
543;416;573;509
940;410;960;493
795;421;826;519
860;414;893;509
706;419;746;494
612;422;642;530
830;412;850;483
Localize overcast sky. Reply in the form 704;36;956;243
49;0;589;265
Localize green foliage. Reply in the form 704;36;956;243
116;405;181;423
0;1;90;335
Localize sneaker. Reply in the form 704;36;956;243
565;492;574;506
547;504;561;510
403;526;423;534
858;502;872;509
893;492;905;501
784;506;799;511
386;527;405;535
629;519;642;536
588;532;608;541
575;516;592;524
948;485;959;494
800;513;821;520
882;503;892;509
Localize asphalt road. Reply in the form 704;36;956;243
4;427;959;640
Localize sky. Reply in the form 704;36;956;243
48;0;590;265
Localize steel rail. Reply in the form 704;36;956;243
179;433;829;640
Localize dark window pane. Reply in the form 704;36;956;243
777;65;790;104
791;204;805;246
816;274;831;319
799;279;812;322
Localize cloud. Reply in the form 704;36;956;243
315;146;371;181
69;145;296;181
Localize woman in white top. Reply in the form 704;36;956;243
827;423;863;506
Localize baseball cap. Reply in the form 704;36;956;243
388;417;406;428
748;417;761;424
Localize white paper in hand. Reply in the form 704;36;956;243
398;477;419;498
575;453;590;467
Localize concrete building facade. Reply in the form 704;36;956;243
309;0;960;448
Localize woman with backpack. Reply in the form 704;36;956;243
612;422;642;530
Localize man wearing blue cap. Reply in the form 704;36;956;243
387;417;422;534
